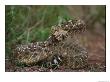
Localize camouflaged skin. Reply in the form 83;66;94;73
13;19;88;68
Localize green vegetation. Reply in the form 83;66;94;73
5;6;72;58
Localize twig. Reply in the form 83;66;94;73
26;30;30;43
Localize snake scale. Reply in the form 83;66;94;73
13;19;88;69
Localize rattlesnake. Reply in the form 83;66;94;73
13;19;88;69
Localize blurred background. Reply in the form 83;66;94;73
5;5;106;71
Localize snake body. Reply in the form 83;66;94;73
13;19;88;69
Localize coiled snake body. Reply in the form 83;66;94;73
13;19;88;69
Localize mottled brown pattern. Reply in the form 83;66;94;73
13;19;88;69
